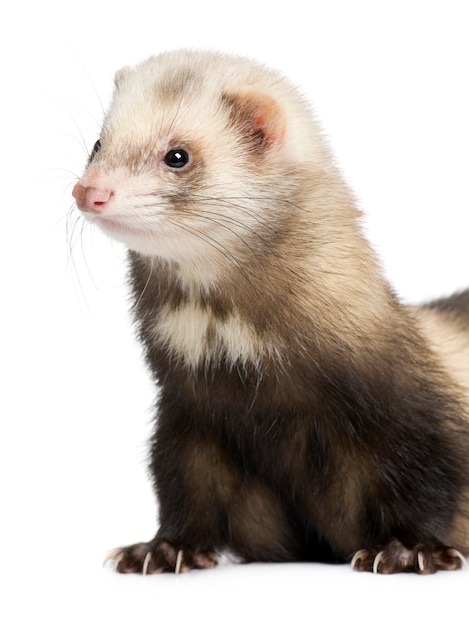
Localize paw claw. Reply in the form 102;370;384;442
103;549;123;571
351;549;368;570
142;552;152;576
447;548;468;569
417;551;425;572
175;550;184;575
372;550;384;574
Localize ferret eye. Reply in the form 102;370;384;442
164;149;190;169
90;139;102;161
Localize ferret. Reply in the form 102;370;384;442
72;49;469;575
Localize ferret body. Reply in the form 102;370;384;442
73;50;469;574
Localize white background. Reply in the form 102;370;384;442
2;1;469;624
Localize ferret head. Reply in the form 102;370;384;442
72;50;329;285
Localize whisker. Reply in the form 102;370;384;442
170;220;241;269
194;193;311;217
166;91;186;137
178;206;266;242
66;207;83;251
78;219;98;290
70;49;106;117
189;197;280;237
134;256;155;309
43;93;96;159
65;210;94;312
169;221;256;289
176;208;277;273
66;201;100;290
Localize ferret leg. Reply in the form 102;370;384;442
104;436;228;574
104;455;298;573
106;429;291;574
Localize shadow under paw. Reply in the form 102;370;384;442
104;539;218;575
351;538;468;574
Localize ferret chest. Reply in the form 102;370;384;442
152;300;264;368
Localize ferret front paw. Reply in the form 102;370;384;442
351;538;468;574
104;539;218;575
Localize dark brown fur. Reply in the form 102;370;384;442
120;249;469;573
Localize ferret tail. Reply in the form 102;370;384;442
425;288;469;322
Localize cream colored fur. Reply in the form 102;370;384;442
414;306;469;402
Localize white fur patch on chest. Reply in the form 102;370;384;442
153;302;265;369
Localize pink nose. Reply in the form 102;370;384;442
72;183;112;213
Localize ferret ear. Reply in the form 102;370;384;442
114;66;132;90
221;90;286;152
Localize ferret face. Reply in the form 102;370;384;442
72;51;325;285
